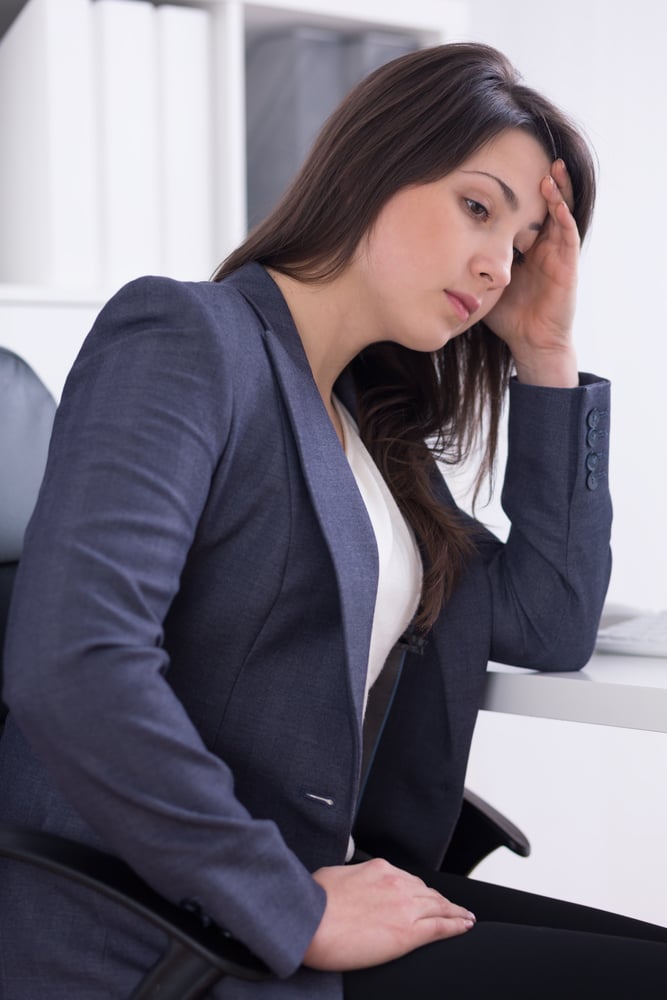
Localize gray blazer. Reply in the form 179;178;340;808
0;262;612;999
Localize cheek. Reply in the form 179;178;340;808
477;286;507;320
374;198;438;265
363;233;424;294
362;221;408;276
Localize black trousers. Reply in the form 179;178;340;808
344;870;667;998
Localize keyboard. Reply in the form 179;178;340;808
596;608;667;658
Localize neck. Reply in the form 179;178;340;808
266;266;370;444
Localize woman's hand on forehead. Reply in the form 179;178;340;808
483;157;580;388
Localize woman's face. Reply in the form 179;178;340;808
355;128;552;352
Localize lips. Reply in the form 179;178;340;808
445;290;481;322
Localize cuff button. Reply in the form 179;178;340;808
587;408;601;429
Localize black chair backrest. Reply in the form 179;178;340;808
0;347;56;724
0;563;18;725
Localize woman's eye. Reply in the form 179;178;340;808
465;198;489;219
512;247;527;266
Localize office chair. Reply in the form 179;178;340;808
0;346;529;998
0;347;57;725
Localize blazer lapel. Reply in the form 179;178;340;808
227;264;379;732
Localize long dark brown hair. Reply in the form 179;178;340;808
215;43;596;629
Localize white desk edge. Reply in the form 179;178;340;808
481;652;667;733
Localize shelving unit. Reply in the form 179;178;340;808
0;0;466;396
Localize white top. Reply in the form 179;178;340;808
333;398;423;713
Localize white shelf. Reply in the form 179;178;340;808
0;0;467;392
182;0;464;35
243;0;461;34
0;285;107;307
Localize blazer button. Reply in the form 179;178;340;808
586;472;599;491
586;428;600;448
587;408;601;429
586;452;600;472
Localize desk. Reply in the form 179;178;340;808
481;653;667;733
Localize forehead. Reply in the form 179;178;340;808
461;129;551;177
455;129;551;227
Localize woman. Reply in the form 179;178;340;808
1;42;665;999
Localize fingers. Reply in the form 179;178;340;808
304;859;476;971
413;883;475;922
412;886;477;942
418;912;477;946
360;859;475;926
540;171;579;252
385;880;476;954
551;158;574;212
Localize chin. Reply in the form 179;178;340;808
423;328;463;352
389;318;463;354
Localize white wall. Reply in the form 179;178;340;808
460;0;667;927
461;0;667;613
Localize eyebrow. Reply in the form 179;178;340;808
462;170;543;232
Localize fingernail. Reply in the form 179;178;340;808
467;911;477;923
557;158;568;172
464;918;475;929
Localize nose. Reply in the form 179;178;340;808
473;242;513;290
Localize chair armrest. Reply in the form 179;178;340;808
440;788;531;876
0;825;270;985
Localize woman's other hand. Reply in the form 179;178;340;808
485;158;580;387
302;858;475;971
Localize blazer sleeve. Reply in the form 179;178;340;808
2;276;325;977
477;373;612;671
